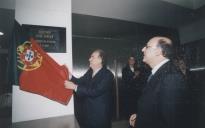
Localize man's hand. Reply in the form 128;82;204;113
129;114;137;127
64;80;77;90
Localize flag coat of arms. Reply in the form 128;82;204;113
17;38;72;105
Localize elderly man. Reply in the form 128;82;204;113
129;36;190;128
64;49;114;128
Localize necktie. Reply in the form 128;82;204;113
147;74;153;82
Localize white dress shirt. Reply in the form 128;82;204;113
151;59;170;75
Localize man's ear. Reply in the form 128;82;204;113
156;48;163;56
100;58;103;64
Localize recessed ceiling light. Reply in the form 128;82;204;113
0;32;4;36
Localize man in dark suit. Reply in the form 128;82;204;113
64;49;114;128
129;36;190;128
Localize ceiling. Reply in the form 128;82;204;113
0;0;15;10
72;0;205;28
1;0;205;49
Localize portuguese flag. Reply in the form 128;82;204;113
17;38;72;105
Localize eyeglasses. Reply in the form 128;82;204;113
144;45;158;50
145;45;152;49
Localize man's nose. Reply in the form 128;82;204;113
89;58;92;61
142;47;145;52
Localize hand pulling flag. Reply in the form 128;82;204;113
17;38;72;105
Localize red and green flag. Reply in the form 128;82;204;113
17;38;72;105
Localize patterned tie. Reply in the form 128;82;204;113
147;73;153;82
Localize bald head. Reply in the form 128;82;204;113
155;36;172;44
142;36;174;68
155;36;173;59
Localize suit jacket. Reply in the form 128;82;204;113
71;66;114;128
122;65;136;89
122;65;147;91
136;61;190;128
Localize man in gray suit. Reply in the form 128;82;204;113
129;36;190;128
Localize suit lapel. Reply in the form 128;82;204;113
150;61;170;82
143;62;170;93
90;67;104;85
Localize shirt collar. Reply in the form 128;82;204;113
129;65;134;72
92;67;102;77
151;59;169;75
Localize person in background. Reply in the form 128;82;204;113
122;56;148;118
129;36;190;128
64;49;114;128
122;56;138;90
173;54;188;76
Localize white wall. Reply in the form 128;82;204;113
12;0;73;122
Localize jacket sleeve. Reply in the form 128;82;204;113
71;69;91;85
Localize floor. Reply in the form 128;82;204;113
112;120;129;128
12;115;129;128
0;91;130;128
